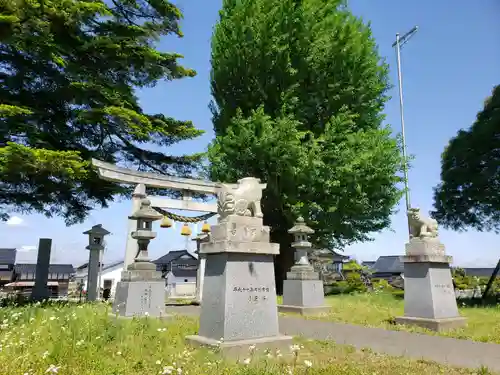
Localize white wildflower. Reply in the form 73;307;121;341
242;358;251;365
304;360;312;367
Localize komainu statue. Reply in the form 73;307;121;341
407;207;439;240
217;177;266;221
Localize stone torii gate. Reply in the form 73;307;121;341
92;159;220;268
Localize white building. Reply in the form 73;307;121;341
165;268;197;298
75;260;124;298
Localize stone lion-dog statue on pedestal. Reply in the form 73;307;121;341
217;177;266;221
407;207;439;240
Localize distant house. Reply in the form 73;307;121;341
165;268;197;298
7;263;75;297
0;248;16;288
153;250;198;278
309;249;350;284
370;256;404;280
75;260;124;299
361;261;376;269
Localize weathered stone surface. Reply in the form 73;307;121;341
407;207;439;240
113;280;166;318
280;280;328;310
405;238;445;256
32;239;52;301
397;240;466;331
186;215;292;356
200;216;279;255
217;178;266;220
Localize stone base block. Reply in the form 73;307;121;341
395;316;467;332
113;280;166;318
185;334;293;359
277;304;330;316
282;279;325;307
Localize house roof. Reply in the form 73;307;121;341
463;268;497;277
0;248;16;265
170;269;197;278
372;256;404;274
76;260;123;272
153;250;196;265
14;264;75;275
362;261;376;268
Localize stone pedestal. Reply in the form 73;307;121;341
278;266;330;315
185;215;293;358
395;238;466;331
113;261;167;318
32;238;52;301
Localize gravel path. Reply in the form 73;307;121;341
168;305;500;372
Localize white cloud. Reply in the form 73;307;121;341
6;216;24;226
18;245;37;252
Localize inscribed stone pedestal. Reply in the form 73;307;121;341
31;238;52;301
185;215;292;357
395;238;466;331
112;262;167;318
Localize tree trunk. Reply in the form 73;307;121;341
482;258;500;300
271;228;294;295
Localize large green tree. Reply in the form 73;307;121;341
432;84;500;232
208;0;404;291
0;0;203;223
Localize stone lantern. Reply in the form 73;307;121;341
128;198;163;269
83;224;110;301
277;217;329;315
288;217;315;272
113;198;167;318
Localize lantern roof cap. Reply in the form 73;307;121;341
83;224;110;236
129;198;163;221
288;217;314;235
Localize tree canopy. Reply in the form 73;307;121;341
208;0;404;288
432;84;500;233
0;0;203;223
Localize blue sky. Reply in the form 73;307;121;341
1;0;499;267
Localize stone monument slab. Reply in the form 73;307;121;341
113;280;166;317
185;212;293;358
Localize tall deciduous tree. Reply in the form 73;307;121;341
432;85;500;232
0;0;203;223
208;0;404;291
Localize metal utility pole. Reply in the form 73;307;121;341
392;26;418;214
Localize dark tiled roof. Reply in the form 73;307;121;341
372;256;404;274
153;250;196;265
76;261;122;272
171;259;198;267
362;261;376;268
463;268;497;277
0;249;16;264
171;269;197;278
14;264;75;274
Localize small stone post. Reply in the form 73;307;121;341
83;225;110;301
395;208;466;331
31;238;52;301
192;233;209;305
278;217;330;315
113;198;167;318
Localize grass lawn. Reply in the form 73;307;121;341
280;292;500;343
0;302;492;375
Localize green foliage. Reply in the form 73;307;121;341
432;84;500;232
342;260;363;271
208;0;404;256
329;271;368;294
0;0;203;223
